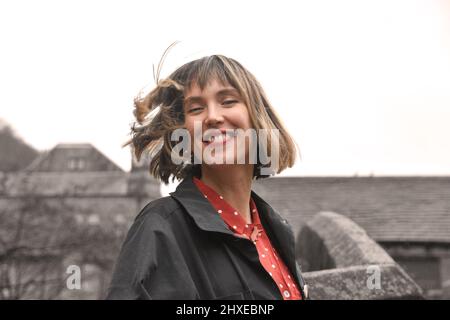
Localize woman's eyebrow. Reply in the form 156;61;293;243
183;88;240;105
216;88;240;97
183;96;203;106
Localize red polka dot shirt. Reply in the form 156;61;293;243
193;177;302;300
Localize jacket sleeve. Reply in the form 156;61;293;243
105;206;199;300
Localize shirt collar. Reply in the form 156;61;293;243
192;176;262;235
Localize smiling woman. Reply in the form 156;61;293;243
106;46;309;300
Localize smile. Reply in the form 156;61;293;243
202;130;237;146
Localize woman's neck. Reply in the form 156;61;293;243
200;164;254;224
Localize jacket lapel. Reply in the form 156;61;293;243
170;175;307;298
170;176;235;236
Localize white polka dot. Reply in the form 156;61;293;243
204;195;208;198
233;225;237;229
288;275;291;279
218;210;222;214
234;211;238;215
271;264;276;269
269;272;272;276
292;284;296;288
252;209;256;213
219;196;223;199
261;254;265;258
279;284;283;288
245;224;249;228
283;290;290;298
264;248;269;252
287;283;291;287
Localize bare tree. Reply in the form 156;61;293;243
0;193;81;299
0;122;39;172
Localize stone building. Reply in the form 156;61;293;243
3;143;161;226
0;143;160;299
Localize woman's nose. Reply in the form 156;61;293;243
204;105;224;127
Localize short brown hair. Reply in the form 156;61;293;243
126;52;299;184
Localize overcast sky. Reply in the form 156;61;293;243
1;0;449;177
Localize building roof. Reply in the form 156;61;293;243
0;142;163;198
4;171;130;196
26;143;123;172
253;176;450;244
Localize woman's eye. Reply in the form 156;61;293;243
223;100;237;106
187;107;203;113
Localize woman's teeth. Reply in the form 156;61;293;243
203;132;235;144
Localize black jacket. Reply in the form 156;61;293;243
106;175;308;300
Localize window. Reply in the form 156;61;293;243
68;158;86;171
87;214;100;225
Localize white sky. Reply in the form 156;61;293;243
1;0;450;177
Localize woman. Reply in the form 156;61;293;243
106;52;309;300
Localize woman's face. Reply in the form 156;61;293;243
183;78;253;166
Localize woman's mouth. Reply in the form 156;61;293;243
202;130;236;147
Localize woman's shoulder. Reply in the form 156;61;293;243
120;196;183;246
134;196;181;223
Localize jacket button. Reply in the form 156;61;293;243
303;284;309;299
283;290;290;298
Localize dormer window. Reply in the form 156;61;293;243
68;157;86;171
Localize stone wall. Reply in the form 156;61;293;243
296;211;424;299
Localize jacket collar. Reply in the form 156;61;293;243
170;174;235;236
169;174;305;297
169;174;297;264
